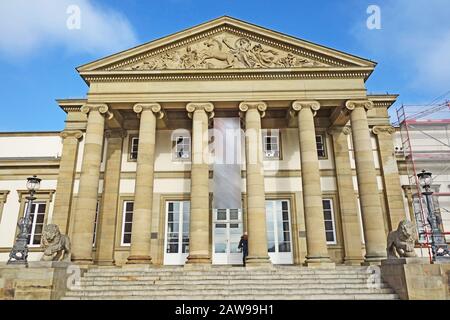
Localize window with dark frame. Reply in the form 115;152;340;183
130;137;139;160
322;199;336;244
121;201;134;245
172;136;191;160
316;135;326;158
263;130;281;159
92;202;99;247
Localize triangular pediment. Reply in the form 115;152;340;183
77;16;375;74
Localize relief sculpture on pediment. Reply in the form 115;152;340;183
126;34;328;70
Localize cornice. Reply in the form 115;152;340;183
80;67;373;84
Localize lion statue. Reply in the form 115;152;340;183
40;224;71;262
386;220;417;259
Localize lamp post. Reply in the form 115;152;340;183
7;175;41;266
417;170;449;262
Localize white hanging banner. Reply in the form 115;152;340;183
212;118;242;210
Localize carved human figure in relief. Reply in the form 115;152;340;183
41;224;71;262
386;220;417;259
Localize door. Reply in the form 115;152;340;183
164;201;190;265
212;209;243;265
265;200;293;264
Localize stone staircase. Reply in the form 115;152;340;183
62;265;399;300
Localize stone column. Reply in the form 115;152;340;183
346;100;387;263
291;101;332;266
373;125;407;230
51;130;83;234
96;129;126;265
127;103;164;264
328;126;364;265
185;102;214;265
239;101;271;267
71;104;112;264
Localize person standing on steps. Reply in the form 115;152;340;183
238;232;248;266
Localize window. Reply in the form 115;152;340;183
322;199;337;244
316;135;326;158
129;137;139;160
172;136;191;160
0;190;9;224
26;202;46;246
121;201;134;246
92;202;99;247
263;130;281;159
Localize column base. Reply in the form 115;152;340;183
185;254;211;265
71;258;94;266
343;257;365;266
126;255;152;264
361;254;387;266
245;256;272;269
97;260;115;266
305;256;335;268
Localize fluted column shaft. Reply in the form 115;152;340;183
127;103;163;264
186;102;214;265
328;126;364;265
239;102;271;267
52;130;83;234
373;125;406;230
346;100;387;263
72;104;111;263
96;129;125;265
292;101;331;265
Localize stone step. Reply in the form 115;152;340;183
65;287;396;297
69;283;391;291
84;269;371;276
81;274;372;281
77;278;372;286
63;293;399;300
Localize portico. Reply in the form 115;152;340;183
18;16;407;267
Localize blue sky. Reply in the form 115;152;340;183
0;0;449;131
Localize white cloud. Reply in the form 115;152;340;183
0;0;138;59
352;0;450;93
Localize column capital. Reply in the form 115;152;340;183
290;100;320;117
105;128;127;139
372;125;395;135
133;103;165;119
186;102;214;119
238;101;267;118
59;130;83;140
80;104;113;119
345;100;374;111
327;126;351;136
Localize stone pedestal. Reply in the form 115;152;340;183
381;258;450;300
0;261;79;300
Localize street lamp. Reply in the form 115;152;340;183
417;169;449;262
7;175;41;266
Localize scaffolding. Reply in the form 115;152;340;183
396;100;450;262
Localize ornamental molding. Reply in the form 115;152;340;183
239;101;267;118
372;125;395;135
327;126;351;136
345;100;374;111
186;102;215;119
108;27;339;72
133;103;165;119
0;190;9;203
290;100;320;117
105;129;127;139
80;104;113;120
59;130;83;140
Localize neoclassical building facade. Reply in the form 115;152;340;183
0;17;409;267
